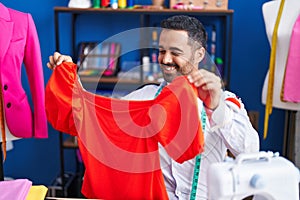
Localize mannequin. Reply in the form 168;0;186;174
261;0;300;110
260;2;300;188
0;3;48;180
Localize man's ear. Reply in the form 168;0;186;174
195;47;206;63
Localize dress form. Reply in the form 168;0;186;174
261;0;300;110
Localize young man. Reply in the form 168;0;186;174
47;15;259;200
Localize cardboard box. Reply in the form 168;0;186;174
169;0;228;10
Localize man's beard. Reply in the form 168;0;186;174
162;70;183;83
161;56;195;83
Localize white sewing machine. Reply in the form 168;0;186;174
208;151;300;200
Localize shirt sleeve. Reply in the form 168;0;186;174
208;91;260;156
45;62;79;136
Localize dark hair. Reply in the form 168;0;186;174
160;15;207;49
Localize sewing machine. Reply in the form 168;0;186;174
208;151;300;200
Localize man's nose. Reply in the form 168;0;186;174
162;52;173;64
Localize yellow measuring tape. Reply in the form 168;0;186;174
0;84;6;161
264;0;285;139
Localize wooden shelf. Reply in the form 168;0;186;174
55;6;233;89
54;7;234;15
79;75;159;84
79;75;160;91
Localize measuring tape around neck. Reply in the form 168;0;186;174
190;109;206;200
264;0;285;139
0;84;6;161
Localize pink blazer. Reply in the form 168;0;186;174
0;3;47;138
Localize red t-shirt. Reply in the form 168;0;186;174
45;62;204;199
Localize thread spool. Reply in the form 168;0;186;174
127;0;134;8
93;0;100;8
102;0;110;7
118;0;127;8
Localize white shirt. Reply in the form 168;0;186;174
123;82;260;200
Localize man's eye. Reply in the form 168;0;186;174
159;50;166;54
171;52;180;56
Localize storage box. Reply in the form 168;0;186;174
169;0;228;10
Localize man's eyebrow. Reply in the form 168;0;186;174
158;46;184;53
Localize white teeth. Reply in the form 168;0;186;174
166;66;175;71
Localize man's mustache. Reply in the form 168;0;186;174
160;63;179;68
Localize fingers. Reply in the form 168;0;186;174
187;69;222;90
47;52;73;70
47;55;56;70
188;69;222;110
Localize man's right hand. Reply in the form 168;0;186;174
47;52;73;70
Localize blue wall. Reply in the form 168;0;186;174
1;0;285;186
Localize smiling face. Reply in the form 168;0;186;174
158;29;205;83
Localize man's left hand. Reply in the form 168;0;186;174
187;69;222;110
